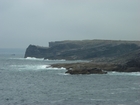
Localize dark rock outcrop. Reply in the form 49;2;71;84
66;68;107;74
52;62;117;74
51;53;140;74
24;45;48;58
112;52;140;72
24;40;140;74
46;41;140;60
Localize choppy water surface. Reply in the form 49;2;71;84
0;55;140;105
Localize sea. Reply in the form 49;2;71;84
0;51;140;105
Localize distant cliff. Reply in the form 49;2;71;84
24;40;140;62
24;45;48;58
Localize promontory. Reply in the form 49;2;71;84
24;39;140;74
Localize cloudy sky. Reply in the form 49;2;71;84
0;0;140;48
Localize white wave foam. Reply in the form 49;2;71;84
10;64;66;71
10;57;44;61
11;57;66;62
58;73;69;75
44;59;66;61
108;71;140;76
10;64;49;70
46;66;66;70
25;57;44;60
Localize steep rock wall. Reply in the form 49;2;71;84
24;45;48;58
24;40;140;61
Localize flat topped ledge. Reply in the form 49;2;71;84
66;68;107;74
51;59;140;74
51;62;113;75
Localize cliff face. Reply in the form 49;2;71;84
112;51;140;72
24;40;140;62
24;45;48;58
51;49;140;74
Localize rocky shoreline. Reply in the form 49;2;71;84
51;62;110;74
51;58;140;74
24;40;140;60
65;68;107;74
51;62;111;74
24;39;140;74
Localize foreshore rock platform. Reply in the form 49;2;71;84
24;39;140;74
51;62;116;74
51;59;140;75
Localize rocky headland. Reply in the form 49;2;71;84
24;39;140;74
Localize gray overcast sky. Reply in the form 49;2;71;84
0;0;140;48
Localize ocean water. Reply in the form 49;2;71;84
0;54;140;105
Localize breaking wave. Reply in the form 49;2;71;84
25;57;44;60
10;64;47;70
10;64;66;71
10;57;66;61
25;57;66;61
108;71;140;76
10;57;44;61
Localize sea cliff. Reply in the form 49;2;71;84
24;40;140;74
24;40;140;60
